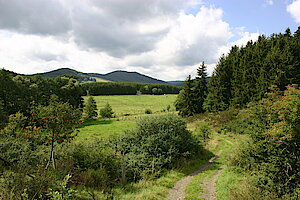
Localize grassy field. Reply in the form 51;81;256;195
77;94;177;142
89;94;177;117
75;120;136;142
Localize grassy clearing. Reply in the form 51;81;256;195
77;95;177;142
90;94;177;117
75;95;177;142
75;119;136;142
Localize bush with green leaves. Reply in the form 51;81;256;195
47;174;77;200
194;122;212;143
0;100;8;129
60;141;121;190
220;118;266;135
229;85;300;198
144;108;152;114
113;114;200;180
30;100;82;169
99;103;114;118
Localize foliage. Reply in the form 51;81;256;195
204;27;300;111
194;62;208;113
0;69;83;118
0;100;8;129
99;103;114;118
47;174;77;200
175;75;196;116
30;100;82;169
175;62;209;116
144;108;152;114
228;84;300;197
82;96;98;121
113;114;200;180
65;142;120;190
194;122;212;143
81;82;181;95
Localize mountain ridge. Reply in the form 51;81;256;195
37;68;184;86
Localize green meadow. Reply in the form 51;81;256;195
77;94;178;142
89;94;177;117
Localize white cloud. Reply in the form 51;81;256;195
287;0;300;23
265;0;274;6
0;0;259;81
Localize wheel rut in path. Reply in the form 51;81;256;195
168;150;222;200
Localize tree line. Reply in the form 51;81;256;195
81;82;182;96
0;70;83;127
176;27;300;116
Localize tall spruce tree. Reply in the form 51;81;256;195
204;55;233;111
82;96;98;121
175;75;196;116
194;62;208;113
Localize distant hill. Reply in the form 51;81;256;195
38;68;173;85
93;70;167;84
166;81;184;86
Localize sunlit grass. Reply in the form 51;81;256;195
75;119;136;142
88;94;177;117
185;133;248;200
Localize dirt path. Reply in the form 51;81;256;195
168;151;222;200
199;165;224;200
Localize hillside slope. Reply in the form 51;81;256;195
38;68;171;84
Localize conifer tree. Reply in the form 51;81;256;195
204;55;233;111
99;103;114;118
194;62;208;113
82;96;98;121
175;75;196;116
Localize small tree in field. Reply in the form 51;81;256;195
99;103;114;118
82;96;98;121
31;100;81;169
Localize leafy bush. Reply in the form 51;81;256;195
62;142;121;190
194;122;212;143
229;85;300;197
113;114;200;180
144;108;152;114
220;118;266;135
47;174;77;200
0;100;8;129
99;103;114;118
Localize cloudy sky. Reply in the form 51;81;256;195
0;0;299;81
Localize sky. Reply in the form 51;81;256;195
0;0;299;81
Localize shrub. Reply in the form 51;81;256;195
144;108;152;114
220;118;266;135
166;105;171;112
194;122;212;143
0;100;8;129
99;103;114;118
229;85;300;197
114;114;200;180
63;142;120;190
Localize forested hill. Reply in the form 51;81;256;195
38;68;177;85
